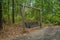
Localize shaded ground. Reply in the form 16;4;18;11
0;23;40;40
0;23;23;40
13;26;60;40
0;23;60;40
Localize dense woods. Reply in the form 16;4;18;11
0;0;60;30
0;0;60;40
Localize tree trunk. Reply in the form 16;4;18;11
0;0;2;30
8;0;10;24
12;0;14;23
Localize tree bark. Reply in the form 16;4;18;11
12;0;14;23
8;0;10;24
0;0;2;30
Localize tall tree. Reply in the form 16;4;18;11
0;0;2;30
12;0;14;23
8;0;10;24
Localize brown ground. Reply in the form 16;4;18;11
0;23;60;40
0;23;23;40
0;23;41;40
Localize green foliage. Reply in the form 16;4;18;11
2;0;60;25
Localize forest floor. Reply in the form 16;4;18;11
0;23;41;40
0;23;60;40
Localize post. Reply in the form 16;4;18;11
21;3;26;33
40;10;42;28
39;0;44;28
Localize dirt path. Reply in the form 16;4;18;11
13;26;60;40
